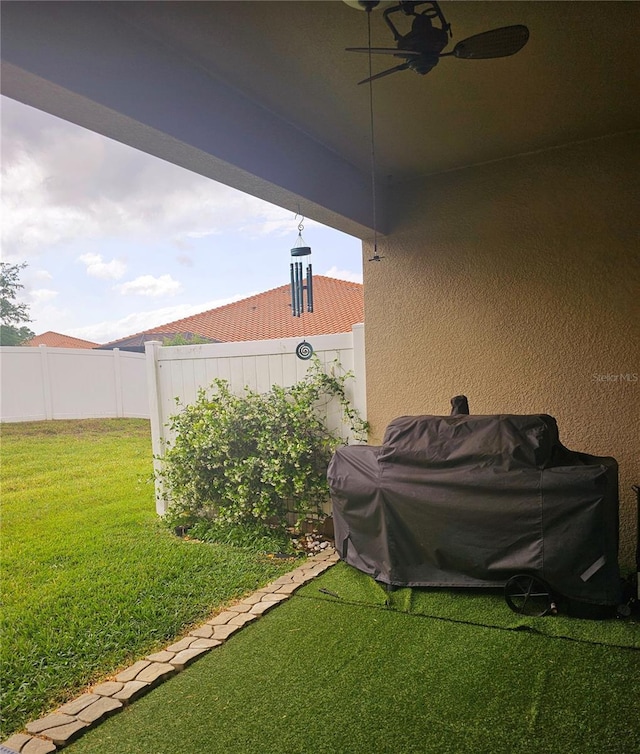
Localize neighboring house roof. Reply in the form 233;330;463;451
101;276;363;349
98;332;219;353
23;331;99;349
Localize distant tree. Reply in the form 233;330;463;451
161;333;211;347
0;262;35;346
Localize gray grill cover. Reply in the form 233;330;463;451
328;414;620;606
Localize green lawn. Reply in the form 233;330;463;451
0;420;298;739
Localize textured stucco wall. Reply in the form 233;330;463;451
364;132;639;567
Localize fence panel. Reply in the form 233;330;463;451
0;346;148;422
145;325;366;514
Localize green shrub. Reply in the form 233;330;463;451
159;358;367;533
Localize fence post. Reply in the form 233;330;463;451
39;344;53;420
113;348;124;418
145;341;166;514
352;323;367;425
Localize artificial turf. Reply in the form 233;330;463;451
68;563;640;754
309;564;640;650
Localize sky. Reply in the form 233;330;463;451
0;96;363;344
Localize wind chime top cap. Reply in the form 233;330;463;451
291;230;311;256
291;212;312;256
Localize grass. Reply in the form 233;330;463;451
67;563;640;754
0;419;299;739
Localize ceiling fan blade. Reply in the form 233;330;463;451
346;47;421;58
451;25;529;59
357;62;411;85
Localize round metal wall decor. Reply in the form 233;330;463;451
296;341;314;360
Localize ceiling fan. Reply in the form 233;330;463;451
345;1;530;84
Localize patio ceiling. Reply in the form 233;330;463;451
2;1;638;236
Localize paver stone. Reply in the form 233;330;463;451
227;603;252;613
113;681;150;703
302;566;328;578
166;637;197;652
92;681;124;697
57;693;100;716
276;582;302;594
190;638;222;650
272;575;295;585
26;715;76;735
136;662;176;685
170;646;211;670
206;611;236;626
21;738;57;754
239;593;263;606
41;720;87;747
260;592;289;603
76;696;122;724
250;600;280;616
229;612;258;627
211;624;241;641
2;733;32;752
189;624;214;639
115;660;151;683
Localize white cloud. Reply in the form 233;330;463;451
116;274;183;297
28;300;71;333
29;288;59;303
67;293;255;343
323;265;363;284
1;152;101;261
0;97;295;261
78;253;126;280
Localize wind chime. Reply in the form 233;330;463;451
289;214;314;360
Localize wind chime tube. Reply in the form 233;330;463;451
290;262;298;316
299;263;304;317
296;261;304;317
306;263;314;312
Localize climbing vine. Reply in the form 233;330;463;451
160;357;367;536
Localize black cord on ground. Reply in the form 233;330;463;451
299;592;639;653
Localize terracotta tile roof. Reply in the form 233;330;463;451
103;276;363;348
23;331;99;349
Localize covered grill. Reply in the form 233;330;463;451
328;400;621;612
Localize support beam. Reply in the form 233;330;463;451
1;1;385;237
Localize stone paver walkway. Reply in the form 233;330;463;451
2;550;339;753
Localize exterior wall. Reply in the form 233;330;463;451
146;326;366;514
364;133;639;567
0;346;148;422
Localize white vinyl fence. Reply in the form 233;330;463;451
0;345;148;422
146;324;366;514
1;327;366;516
